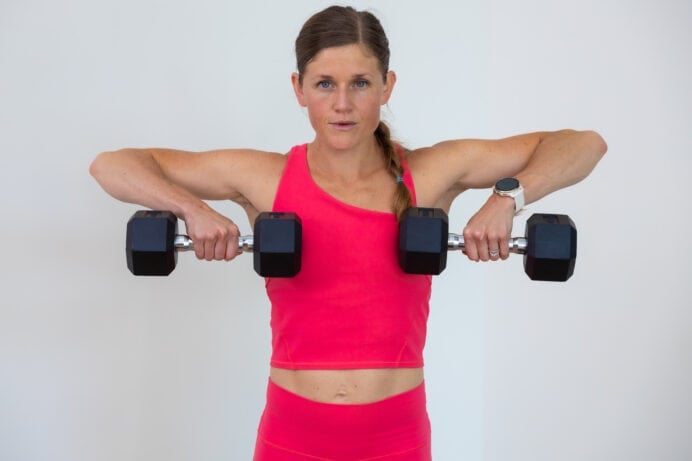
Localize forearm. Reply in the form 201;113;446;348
451;129;606;262
515;130;607;206
89;149;208;219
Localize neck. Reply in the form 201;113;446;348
308;137;385;181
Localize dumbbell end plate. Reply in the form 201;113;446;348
398;208;449;275
126;210;179;276
523;213;577;282
253;212;302;277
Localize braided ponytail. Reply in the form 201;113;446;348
374;121;412;220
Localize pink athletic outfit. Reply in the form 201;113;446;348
254;144;433;460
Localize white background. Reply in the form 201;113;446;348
1;0;690;460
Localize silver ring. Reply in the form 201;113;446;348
489;249;499;257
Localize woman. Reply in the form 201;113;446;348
90;5;606;460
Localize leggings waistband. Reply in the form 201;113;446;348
255;379;432;460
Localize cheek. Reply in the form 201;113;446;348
302;96;325;116
361;96;383;121
304;101;332;130
307;101;330;121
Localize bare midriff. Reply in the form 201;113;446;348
270;367;424;404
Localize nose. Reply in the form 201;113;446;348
332;87;352;112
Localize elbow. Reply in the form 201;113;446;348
561;129;607;164
90;149;130;185
573;130;607;179
89;151;111;182
587;130;608;159
552;129;608;159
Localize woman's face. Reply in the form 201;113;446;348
292;44;396;151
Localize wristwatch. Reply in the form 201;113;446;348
493;177;525;212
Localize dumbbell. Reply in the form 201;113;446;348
398;208;577;281
126;210;302;277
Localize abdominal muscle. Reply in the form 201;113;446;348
270;366;424;404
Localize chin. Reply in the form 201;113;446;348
322;132;370;151
329;139;358;151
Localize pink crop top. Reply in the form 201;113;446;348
266;144;432;370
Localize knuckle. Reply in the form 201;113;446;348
463;227;484;242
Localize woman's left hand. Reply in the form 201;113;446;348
462;194;516;262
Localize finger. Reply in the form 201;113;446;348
213;227;232;260
193;238;205;260
486;231;502;260
476;230;491;262
498;236;510;260
224;224;241;260
462;227;481;262
204;238;216;261
478;242;490;262
215;238;228;260
225;240;239;260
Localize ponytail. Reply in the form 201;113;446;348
374;121;412;221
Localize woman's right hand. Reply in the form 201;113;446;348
182;206;242;262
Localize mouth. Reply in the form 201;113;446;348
330;121;357;130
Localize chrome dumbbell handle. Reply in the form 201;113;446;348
173;235;255;252
447;233;528;254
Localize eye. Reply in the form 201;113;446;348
353;80;369;89
317;80;333;89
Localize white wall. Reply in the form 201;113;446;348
1;0;690;460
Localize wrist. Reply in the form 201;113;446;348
176;197;211;221
493;177;525;213
490;192;517;212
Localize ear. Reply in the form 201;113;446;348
380;70;397;105
291;72;307;107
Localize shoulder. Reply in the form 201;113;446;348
402;133;548;208
217;148;290;204
151;147;291;208
208;147;288;165
402;139;513;209
199;147;291;181
150;146;288;173
405;140;481;164
402;142;478;199
200;148;288;183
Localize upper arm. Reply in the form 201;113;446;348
408;131;549;206
149;147;285;206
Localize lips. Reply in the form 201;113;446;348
330;121;357;129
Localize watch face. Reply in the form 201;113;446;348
496;177;519;191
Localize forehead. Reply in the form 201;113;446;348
304;44;381;76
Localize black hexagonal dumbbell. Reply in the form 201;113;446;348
398;207;577;281
126;210;302;277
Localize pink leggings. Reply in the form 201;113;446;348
253;379;432;460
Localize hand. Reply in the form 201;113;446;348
182;205;241;261
462;194;516;262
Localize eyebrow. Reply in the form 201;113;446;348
313;73;373;81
